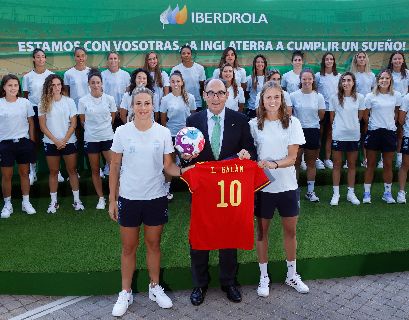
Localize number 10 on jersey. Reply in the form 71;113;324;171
217;180;242;208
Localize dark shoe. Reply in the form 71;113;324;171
221;285;242;303
190;287;207;306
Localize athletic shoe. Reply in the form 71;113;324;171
166;192;174;201
99;168;105;178
57;171;65;183
305;192;319;202
112;289;133;317
361;159;367;168
300;160;307;171
377;160;383;169
148;284;173;309
347;193;360;205
257;276;270;297
103;164;110;176
343;161;348;169
1;204;13;219
362;192;371;204
382;192;396;204
96;197;106;210
330;194;340;206
47;202;59;214
22;201;36;215
315;159;325;170
29;172;37;186
285;273;309;294
397;191;407;204
324;159;333;169
73;201;85;211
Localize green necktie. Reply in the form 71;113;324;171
211;115;221;160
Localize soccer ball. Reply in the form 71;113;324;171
175;127;205;155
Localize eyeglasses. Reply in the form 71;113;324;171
205;90;227;98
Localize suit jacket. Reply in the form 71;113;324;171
186;108;256;163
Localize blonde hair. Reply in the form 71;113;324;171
350;51;371;74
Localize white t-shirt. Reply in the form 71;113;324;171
246;75;265;110
290;90;326;129
315;72;340;110
38;96;78;144
354;72;376;96
365;92;402;131
111;122;174;200
212;67;247;86
392;70;409;96
150;70;170;111
170;63;206;107
282;70;301;94
22;69;54;106
119;91;158;122
101;69;130;108
255;90;292;109
328;94;365;141
249;116;305;193
400;93;409;137
0;98;34;140
63;67;90;107
225;86;245;111
159;92;196;136
78;93;116;142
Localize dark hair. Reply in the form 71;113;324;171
144;52;164;88
128;68;154;96
106;50;119;60
337;72;357;106
32;48;46;68
217;47;239;69
0;74;21;98
170;70;189;105
219;63;238;98
320;52;338;76
87;68;102;82
257;81;289;130
387;51;408;79
251;54;268;90
299;68;317;91
291;50;304;62
74;47;87;55
40;74;66;113
179;44;192;55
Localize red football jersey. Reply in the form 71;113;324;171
181;158;270;250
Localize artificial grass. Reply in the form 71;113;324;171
0;183;408;274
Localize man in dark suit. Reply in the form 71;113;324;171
185;78;256;306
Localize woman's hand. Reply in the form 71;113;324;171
108;200;118;222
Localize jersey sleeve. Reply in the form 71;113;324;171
328;95;336;112
400;94;409;112
111;127;124;153
78;98;86;115
238;87;245;103
252;162;270;192
63;71;70;85
26;99;35;117
364;93;373;110
159;96;168;113
68;98;78;117
199;65;206;81
246;76;252;92
212;68;219;79
239;68;247;84
163;128;174;154
357;94;366;111
162;71;170;87
317;93;326;110
395;92;402;107
255;93;260;108
108;95;117;112
289;117;306;145
188;94;197;111
284;91;292;107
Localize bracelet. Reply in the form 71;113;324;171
272;161;279;169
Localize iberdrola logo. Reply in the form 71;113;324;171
160;4;188;29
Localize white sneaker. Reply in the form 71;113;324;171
300;160;307;171
73;201;85;211
22;201;36;215
257;276;270;297
343;161;348;169
324;159;333;169
1;204;13;218
362;192;371;204
112;290;133;317
315;159;325;170
29;172;37;186
57;171;65;183
397;191;407;204
330;194;340;206
47;202;59;214
285;273;309;294
148;284;173;309
99;168;105;178
382;192;396;204
305;192;319;202
377;160;383;168
347;193;360;205
96;197;106;210
103;164;110;176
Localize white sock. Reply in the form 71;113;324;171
4;197;11;206
333;186;340;196
50;192;57;204
364;184;371;193
99;196;105;201
286;260;296;279
384;183;392;193
30;163;36;173
164;182;171;193
397;153;402;162
259;263;268;278
22;195;30;203
347;187;355;195
307;181;315;193
72;190;80;202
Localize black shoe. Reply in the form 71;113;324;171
221;285;242;303
190;287;207;306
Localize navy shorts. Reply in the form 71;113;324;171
331;140;360;152
364;129;397;152
0;138;36;167
301;128;320;150
401;136;409;155
255;190;299;219
44;142;77;157
117;196;169;227
84;140;113;154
